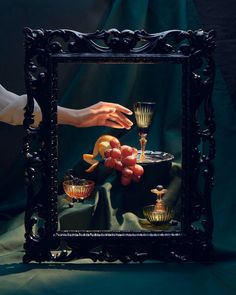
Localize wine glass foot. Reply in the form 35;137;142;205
140;153;146;162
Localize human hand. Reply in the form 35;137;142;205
58;101;133;129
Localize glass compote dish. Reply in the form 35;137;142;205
63;178;95;207
143;185;175;225
133;101;156;162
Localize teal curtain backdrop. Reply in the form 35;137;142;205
0;1;236;294
58;0;199;175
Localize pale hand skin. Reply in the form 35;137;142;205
58;101;133;129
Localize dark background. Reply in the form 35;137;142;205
0;0;235;238
0;1;236;294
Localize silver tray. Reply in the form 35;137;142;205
136;150;174;164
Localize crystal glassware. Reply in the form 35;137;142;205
151;185;168;212
143;185;174;225
143;205;174;225
63;178;95;203
133;101;156;162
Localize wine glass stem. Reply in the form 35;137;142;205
139;133;147;161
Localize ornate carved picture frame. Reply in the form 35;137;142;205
23;28;216;263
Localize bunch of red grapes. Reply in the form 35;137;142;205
104;138;144;186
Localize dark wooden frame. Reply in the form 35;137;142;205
23;28;216;263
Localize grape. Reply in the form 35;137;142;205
104;157;116;168
104;148;112;158
120;145;133;157
122;155;137;166
103;139;144;186
110;137;121;148
131;164;144;176
121;175;132;186
132;147;138;157
122;167;133;177
114;160;123;171
132;175;141;183
110;148;121;159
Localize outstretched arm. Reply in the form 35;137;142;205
57;102;133;129
0;84;133;129
0;85;41;126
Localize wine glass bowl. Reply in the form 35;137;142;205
63;179;95;202
133;102;156;162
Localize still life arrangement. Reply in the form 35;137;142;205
83;135;144;185
61;102;177;228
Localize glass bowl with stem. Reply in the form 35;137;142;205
133;101;156;162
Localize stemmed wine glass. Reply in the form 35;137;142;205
133;101;156;162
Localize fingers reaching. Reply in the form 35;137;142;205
103;119;125;129
95;102;133;115
109;112;133;129
92;102;133;129
62;101;134;129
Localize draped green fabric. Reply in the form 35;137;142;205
58;161;181;231
0;0;236;294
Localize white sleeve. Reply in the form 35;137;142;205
0;84;42;126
